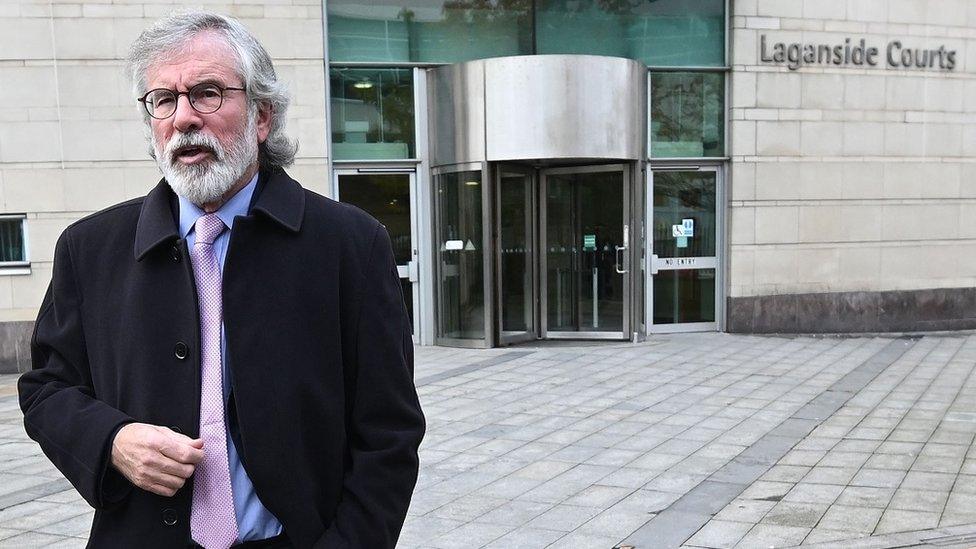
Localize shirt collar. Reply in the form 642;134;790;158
178;172;259;239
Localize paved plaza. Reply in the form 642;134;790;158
1;332;976;548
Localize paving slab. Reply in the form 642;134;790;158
1;333;976;548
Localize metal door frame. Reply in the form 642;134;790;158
495;164;539;345
540;164;631;340
333;167;422;344
646;164;724;334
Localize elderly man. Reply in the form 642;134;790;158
18;12;424;549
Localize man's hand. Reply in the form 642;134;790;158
110;423;204;497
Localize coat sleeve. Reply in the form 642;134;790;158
18;230;135;509
316;223;425;549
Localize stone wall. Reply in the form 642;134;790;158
0;0;329;331
728;0;976;332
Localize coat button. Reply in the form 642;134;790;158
162;508;178;526
170;244;181;262
174;342;189;360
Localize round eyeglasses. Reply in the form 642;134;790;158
137;83;246;120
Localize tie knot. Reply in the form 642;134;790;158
194;213;225;245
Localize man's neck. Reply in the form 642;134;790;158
201;164;259;213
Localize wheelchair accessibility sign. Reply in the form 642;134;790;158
671;218;694;237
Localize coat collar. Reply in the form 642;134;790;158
134;168;306;261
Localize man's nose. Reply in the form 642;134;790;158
172;94;203;133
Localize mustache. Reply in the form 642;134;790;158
163;131;224;164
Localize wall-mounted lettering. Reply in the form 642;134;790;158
760;35;957;71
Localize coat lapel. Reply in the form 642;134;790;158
249;168;306;233
134;180;179;261
133;169;306;262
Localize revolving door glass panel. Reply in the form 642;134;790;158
543;167;628;337
498;168;535;342
435;169;486;342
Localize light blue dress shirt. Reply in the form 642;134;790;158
179;173;284;542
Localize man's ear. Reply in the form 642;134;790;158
256;102;272;143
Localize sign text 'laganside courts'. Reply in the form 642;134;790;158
760;35;957;71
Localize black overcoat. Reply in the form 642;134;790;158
18;168;426;548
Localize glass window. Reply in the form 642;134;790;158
337;173;412;265
650;72;724;158
536;0;724;67
652;171;717;258
328;0;532;63
436;170;485;340
653;269;715;324
0;217;27;264
330;68;415;160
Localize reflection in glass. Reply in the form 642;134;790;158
328;0;532;63
651;72;724;157
436;170;485;340
653;269;715;324
330;68;414;160
329;0;723;66
536;0;724;67
337;174;412;264
653;171;716;258
499;172;533;334
546;170;623;333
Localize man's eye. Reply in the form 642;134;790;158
198;87;221;99
153;94;175;106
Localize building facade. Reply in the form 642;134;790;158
0;0;973;367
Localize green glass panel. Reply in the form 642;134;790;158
653;269;715;324
536;0;724;67
651;72;724;158
0;219;25;263
437;170;485;340
630;0;724;67
330;68;415;160
328;1;532;63
536;4;628;58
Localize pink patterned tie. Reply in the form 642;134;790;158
189;214;239;549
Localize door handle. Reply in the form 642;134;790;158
615;246;628;274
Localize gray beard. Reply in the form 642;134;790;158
151;112;258;206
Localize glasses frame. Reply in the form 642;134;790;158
137;83;247;120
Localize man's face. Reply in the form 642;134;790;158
145;32;271;206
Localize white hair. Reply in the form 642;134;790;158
126;11;297;168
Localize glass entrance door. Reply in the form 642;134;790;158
541;165;630;339
335;170;420;340
648;168;720;332
496;165;537;344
